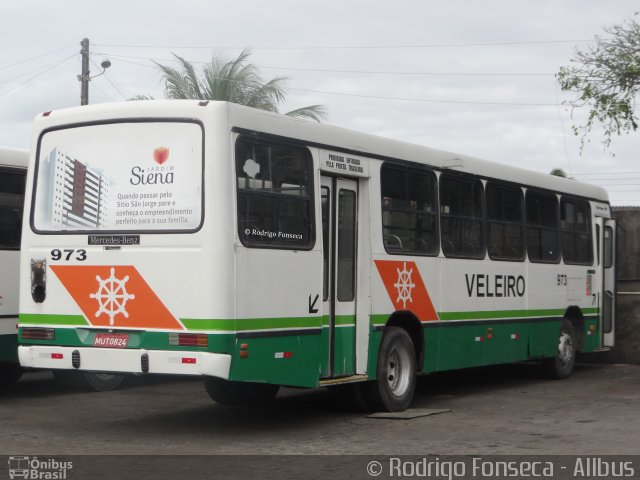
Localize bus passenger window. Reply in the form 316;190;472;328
486;183;524;261
236;137;314;249
526;191;560;263
560;198;593;265
380;164;438;255
440;174;484;259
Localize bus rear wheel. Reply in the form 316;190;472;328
204;377;279;406
54;371;125;392
542;319;576;379
0;363;22;387
358;326;417;412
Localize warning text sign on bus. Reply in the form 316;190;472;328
319;150;369;177
33;121;203;232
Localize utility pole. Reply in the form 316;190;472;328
79;38;90;105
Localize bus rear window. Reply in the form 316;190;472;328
32;121;203;233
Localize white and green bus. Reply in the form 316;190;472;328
0;147;27;387
18;101;615;410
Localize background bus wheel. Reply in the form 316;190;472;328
204;377;279;405
542;319;576;379
358;327;417;412
0;363;23;387
53;371;125;392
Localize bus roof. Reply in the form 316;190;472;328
226;102;609;203
0;146;28;169
33;100;609;203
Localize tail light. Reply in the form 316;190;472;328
21;327;55;341
168;333;208;347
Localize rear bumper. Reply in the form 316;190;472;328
18;345;231;378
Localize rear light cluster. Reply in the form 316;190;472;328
21;327;55;341
168;333;208;347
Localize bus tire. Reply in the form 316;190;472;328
359;326;417;412
0;363;22;387
542;319;576;379
204;377;279;406
54;371;125;392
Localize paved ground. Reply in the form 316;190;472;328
1;362;639;457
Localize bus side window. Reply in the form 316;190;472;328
526;191;560;263
0;169;26;249
486;182;525;261
560;198;593;265
235;137;314;249
440;174;484;259
380;163;438;256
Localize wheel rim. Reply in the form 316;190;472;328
385;346;412;397
557;331;574;366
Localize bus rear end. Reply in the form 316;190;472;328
18;102;236;382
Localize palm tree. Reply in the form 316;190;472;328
153;49;327;122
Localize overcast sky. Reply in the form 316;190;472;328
1;1;638;204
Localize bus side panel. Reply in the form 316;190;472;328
233;247;323;388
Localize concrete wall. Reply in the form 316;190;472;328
582;207;640;364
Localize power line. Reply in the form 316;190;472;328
93;39;591;50
0;52;80;86
92;52;558;106
0;44;77;72
90;58;128;100
94;51;556;77
0;53;78;98
289;86;557;106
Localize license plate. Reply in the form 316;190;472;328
93;333;129;349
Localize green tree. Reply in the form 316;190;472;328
550;168;568;178
558;14;640;150
154;49;327;122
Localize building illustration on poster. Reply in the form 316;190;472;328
41;148;110;229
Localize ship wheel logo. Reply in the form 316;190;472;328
89;267;136;325
394;262;415;309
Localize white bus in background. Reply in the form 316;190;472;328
18;101;615;410
0;146;123;391
0;147;27;386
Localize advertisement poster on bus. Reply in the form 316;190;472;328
33;121;203;232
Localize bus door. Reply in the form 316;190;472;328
320;176;358;377
601;218;616;347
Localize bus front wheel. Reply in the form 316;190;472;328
204;377;279;405
359;326;417;412
542;319;576;379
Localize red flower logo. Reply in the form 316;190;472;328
153;147;170;165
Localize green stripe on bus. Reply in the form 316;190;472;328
371;307;599;325
182;316;322;332
335;315;356;326
19;314;89;326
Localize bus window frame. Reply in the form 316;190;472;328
30;118;206;236
439;172;486;260
485;181;526;262
0;166;26;251
525;189;561;264
235;135;316;251
380;162;439;257
560;196;594;266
